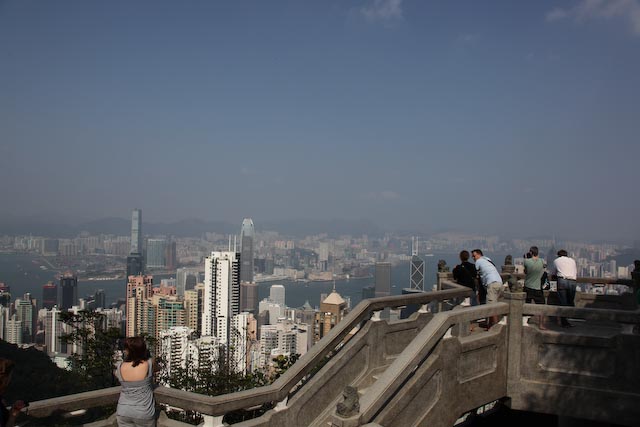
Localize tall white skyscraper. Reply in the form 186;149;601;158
14;293;35;343
202;251;240;344
45;307;63;354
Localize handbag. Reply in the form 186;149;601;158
541;271;550;290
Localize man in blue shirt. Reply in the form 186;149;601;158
472;249;503;328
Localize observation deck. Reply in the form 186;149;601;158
21;266;640;427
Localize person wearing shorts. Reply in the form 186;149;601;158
471;249;503;328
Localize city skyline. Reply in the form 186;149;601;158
1;1;639;242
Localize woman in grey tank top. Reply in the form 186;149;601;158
114;337;156;427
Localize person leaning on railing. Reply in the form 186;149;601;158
452;250;479;306
471;249;503;329
549;249;577;328
524;246;547;330
114;337;157;427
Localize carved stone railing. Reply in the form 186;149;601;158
23;279;640;427
511;299;640;426
356;302;511;427
24;283;473;425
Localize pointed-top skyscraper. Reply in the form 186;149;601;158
240;218;258;314
410;236;425;291
240;218;255;283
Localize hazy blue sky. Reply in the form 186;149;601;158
1;0;639;240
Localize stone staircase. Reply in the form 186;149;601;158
312;355;398;427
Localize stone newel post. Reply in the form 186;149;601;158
504;291;526;398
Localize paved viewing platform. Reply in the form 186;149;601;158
20;267;640;427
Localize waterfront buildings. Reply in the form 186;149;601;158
42;282;57;310
0;283;10;308
374;262;392;298
165;240;177;270
269;284;285;306
59;272;78;310
146;239;167;269
94;289;106;309
126;254;144;279
410;237;425;291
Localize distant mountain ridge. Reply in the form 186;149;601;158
0;216;383;238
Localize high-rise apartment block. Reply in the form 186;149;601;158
202;251;240;344
45;307;63;354
126;275;154;337
154;296;185;339
184;288;201;334
14;293;36;343
6;316;23;345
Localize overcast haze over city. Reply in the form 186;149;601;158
1;1;639;241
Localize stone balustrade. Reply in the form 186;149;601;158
19;276;640;427
23;283;472;426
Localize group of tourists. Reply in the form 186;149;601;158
453;247;578;329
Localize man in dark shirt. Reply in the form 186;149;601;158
452;250;478;306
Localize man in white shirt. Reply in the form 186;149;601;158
550;249;577;327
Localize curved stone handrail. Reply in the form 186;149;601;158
358;302;511;424
26;283;472;419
